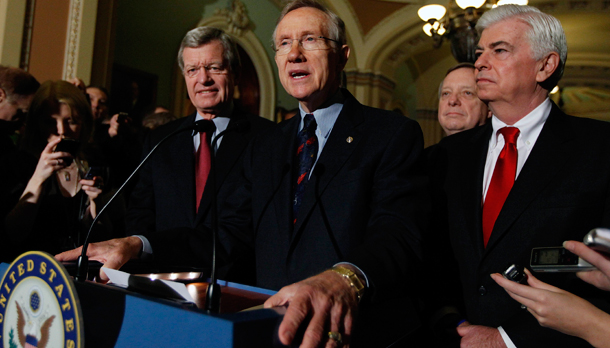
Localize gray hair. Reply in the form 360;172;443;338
272;0;346;49
476;4;567;89
177;27;241;75
438;63;476;99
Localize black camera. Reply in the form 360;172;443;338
503;264;528;284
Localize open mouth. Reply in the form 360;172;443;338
290;71;309;79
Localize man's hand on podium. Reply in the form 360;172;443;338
55;236;143;282
264;270;358;347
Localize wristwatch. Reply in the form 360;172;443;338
331;266;365;302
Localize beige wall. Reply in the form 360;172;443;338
28;0;70;81
0;0;27;66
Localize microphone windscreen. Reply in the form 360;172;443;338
192;119;214;132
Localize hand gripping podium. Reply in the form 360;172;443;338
0;252;285;348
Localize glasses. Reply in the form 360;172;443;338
274;36;340;55
183;64;228;78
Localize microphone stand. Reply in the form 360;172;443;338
75;120;213;282
204;120;248;313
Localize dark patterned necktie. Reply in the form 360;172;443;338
293;114;318;224
482;126;520;247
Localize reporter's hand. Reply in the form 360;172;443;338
264;270;358;347
55;236;143;282
457;322;506;348
492;268;610;346
67;77;86;93
32;138;70;184
564;240;610;291
108;113;132;138
80;176;103;218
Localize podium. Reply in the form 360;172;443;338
0;261;286;348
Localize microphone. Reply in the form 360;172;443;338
75;119;214;282
204;118;250;313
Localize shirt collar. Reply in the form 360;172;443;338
298;90;345;140
490;98;551;148
194;102;233;135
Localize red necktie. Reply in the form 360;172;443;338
482;127;520;247
195;131;212;213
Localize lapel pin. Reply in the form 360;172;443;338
346;136;353;143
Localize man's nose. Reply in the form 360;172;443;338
287;40;304;62
448;93;460;106
474;52;488;70
197;68;212;84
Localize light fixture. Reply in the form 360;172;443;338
418;0;528;62
456;0;486;9
418;4;447;22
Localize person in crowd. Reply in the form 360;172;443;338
493;240;610;348
0;66;40;261
85;85;141;199
422;4;610;347
438;63;491;136
141;109;177;131
58;2;427;346
86;86;110;122
87;85;133;139
0;65;40;152
57;26;274;283
3;80;111;261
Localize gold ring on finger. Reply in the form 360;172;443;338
328;331;342;345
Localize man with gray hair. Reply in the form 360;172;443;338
57;27;273;283
424;4;610;347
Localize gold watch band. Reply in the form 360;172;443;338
331;266;365;302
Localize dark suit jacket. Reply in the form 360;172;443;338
427;102;610;347
220;89;429;346
126;109;274;279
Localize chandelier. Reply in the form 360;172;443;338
418;0;528;63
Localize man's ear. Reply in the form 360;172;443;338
536;52;560;83
0;88;6;103
338;45;350;70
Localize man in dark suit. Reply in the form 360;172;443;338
57;27;273;281
424;5;610;347
232;1;427;347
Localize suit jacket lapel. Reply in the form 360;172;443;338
458;124;492;259
170;114;198;227
291;93;364;248
273;116;300;235
485;104;575;251
195;112;251;225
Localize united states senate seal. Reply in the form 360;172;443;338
0;251;83;348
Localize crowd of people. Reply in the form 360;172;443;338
1;1;610;347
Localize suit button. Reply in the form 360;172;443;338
479;286;487;295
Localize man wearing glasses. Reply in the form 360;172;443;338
216;0;428;346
